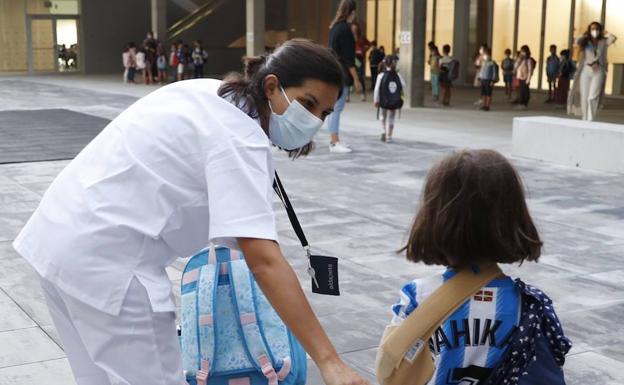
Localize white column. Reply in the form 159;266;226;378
151;0;167;41
399;0;427;107
246;0;266;57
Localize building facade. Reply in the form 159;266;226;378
2;0;622;96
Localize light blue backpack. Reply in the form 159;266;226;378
180;246;307;385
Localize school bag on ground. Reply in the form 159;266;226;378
379;70;404;110
180;245;307;385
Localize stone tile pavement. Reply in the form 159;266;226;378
0;75;623;384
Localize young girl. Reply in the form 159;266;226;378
156;44;167;84
429;45;441;102
390;149;571;385
374;55;405;143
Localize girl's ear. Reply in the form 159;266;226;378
263;74;280;99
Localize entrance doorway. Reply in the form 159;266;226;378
27;16;79;73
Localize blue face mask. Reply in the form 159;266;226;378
268;86;323;151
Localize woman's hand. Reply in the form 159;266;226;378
319;358;372;385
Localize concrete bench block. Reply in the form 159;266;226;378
512;116;624;173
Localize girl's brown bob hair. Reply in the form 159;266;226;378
400;149;542;267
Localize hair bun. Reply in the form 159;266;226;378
243;55;268;80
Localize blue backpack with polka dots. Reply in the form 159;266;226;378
484;280;571;385
179;246;307;385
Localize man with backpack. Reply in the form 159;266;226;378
439;44;459;106
373;55;405;143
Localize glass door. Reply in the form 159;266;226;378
28;16;79;73
56;18;79;71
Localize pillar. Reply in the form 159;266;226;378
453;0;470;85
399;0;427;107
246;0;266;57
151;0;167;41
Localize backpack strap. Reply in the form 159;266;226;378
195;258;219;385
376;264;504;382
229;260;279;385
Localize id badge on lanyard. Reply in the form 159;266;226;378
273;172;340;296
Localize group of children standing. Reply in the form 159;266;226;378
122;33;209;85
469;44;576;111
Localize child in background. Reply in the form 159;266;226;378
374;55;405;143
555;49;574;106
156;44;167;84
126;42;137;84
501;49;515;99
477;48;498;111
176;44;188;81
439;44;456;107
390;149;571;385
545;44;560;103
135;48;146;83
429;45;441;102
169;41;180;83
122;45;130;83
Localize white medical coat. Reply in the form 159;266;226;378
13;79;278;315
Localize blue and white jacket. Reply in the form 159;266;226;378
391;269;570;385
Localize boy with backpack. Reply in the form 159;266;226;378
545;44;560;103
502;49;515;99
477;48;499;111
439;44;459;106
374;55;405;143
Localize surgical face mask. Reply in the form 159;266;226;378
268;86;323;150
591;29;600;38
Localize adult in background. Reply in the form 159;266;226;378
568;22;617;121
351;22;371;102
144;31;159;83
192;40;208;78
327;0;362;153
369;41;385;88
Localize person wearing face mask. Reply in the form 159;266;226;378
12;39;371;385
514;45;534;109
568;22;617;121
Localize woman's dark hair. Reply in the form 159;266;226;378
520;44;531;57
218;39;344;158
399;149;542;268
579;21;605;48
330;0;356;29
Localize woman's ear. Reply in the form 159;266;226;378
263;74;279;99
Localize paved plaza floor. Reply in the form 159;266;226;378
0;75;623;384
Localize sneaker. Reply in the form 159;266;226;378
380;133;386;142
386;137;393;143
329;142;352;153
515;104;527;110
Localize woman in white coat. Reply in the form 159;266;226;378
13;40;369;385
568;21;617;121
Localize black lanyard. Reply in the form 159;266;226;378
272;172;310;256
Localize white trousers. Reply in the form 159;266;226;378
579;67;605;121
40;276;184;385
